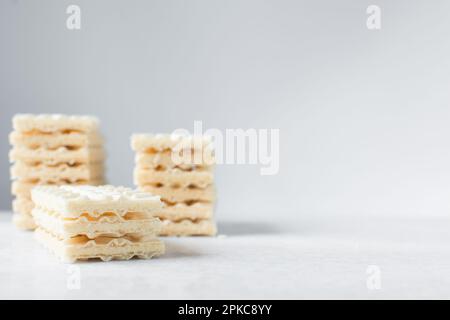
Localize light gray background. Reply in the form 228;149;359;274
1;0;450;219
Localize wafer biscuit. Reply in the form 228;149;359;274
35;228;165;262
9;146;105;164
13;114;99;133
9;131;103;148
12;212;37;230
12;197;34;215
31;185;162;218
140;184;215;203
11;179;104;198
131;133;213;152
134;168;214;188
159;219;217;236
11;162;104;182
32;207;161;239
135;152;214;170
155;202;214;221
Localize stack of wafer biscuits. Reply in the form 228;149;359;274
9;114;105;230
31;185;165;262
131;134;217;236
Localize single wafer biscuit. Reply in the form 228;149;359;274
35;228;165;263
155;202;214;221
31;185;162;218
9;131;103;148
131;133;213;152
135;151;214;170
140;184;216;203
32;207;162;239
9;146;105;164
11;179;104;198
11;162;104;182
134;168;214;188
13;114;99;133
12;212;37;230
159;219;217;236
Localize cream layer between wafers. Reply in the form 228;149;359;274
140;184;216;202
134;168;214;188
35;228;164;263
9;131;103;149
159;219;217;236
135;152;214;170
11;162;104;182
32;207;162;239
154;202;215;221
31;185;165;262
9;146;105;165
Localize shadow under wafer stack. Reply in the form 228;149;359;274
131;134;217;236
9;114;105;230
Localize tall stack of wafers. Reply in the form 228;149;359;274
131;134;217;236
9;114;105;230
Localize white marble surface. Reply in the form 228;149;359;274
1;211;450;299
